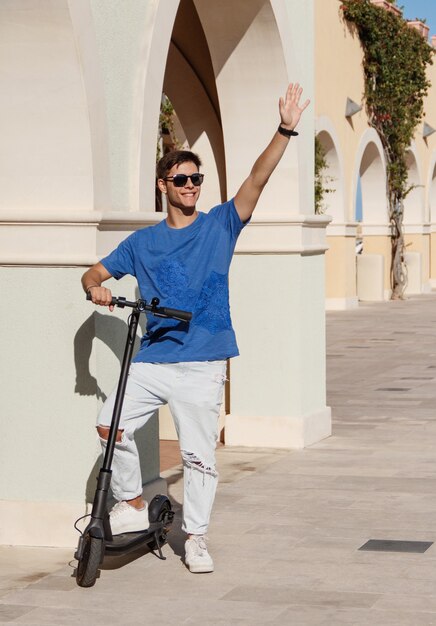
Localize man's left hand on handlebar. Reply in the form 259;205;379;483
87;285;114;311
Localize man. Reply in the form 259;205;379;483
82;83;309;573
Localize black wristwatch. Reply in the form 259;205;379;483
277;124;299;138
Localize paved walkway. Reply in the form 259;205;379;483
2;295;436;625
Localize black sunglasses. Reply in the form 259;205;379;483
163;173;204;187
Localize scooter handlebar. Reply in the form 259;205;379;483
154;307;192;322
86;292;192;322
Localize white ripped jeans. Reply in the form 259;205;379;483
97;360;227;535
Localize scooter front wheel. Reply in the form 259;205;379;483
76;533;104;588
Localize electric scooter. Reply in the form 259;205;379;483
74;294;192;587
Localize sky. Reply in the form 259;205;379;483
400;0;436;38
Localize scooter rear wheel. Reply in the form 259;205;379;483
76;534;104;588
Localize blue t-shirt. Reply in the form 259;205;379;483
101;198;247;363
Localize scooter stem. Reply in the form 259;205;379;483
102;309;140;472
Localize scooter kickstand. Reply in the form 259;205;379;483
153;530;166;560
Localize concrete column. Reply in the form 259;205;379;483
0;0;167;547
195;0;331;448
226;221;331;448
0;269;164;547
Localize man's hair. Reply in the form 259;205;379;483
156;150;202;180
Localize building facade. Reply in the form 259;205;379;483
316;0;436;308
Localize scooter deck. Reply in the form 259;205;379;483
105;521;165;554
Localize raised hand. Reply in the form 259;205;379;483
279;83;310;130
234;82;310;221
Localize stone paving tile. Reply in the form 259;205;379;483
0;547;72;593
222;585;380;608
8;600;288;626
405;563;436;583
0;604;35;623
315;569;436;595
265;556;409;580
26;576;77;592
316;607;436;625
275;605;338;625
374;593;436;614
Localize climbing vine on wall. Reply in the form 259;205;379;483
342;0;433;298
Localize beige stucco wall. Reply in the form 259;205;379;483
431;233;436;283
315;0;368;221
317;0;436;305
423;63;436;285
316;0;367;307
404;233;431;288
415;62;436;223
325;235;358;303
360;235;392;297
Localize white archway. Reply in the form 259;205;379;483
136;0;298;214
427;153;436;223
194;0;299;214
353;129;388;224
68;0;111;210
403;143;424;224
160;0;227;211
315;116;345;222
137;2;181;211
71;0;181;213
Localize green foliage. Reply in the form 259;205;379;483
156;94;184;211
343;0;432;199
342;0;433;296
156;94;182;161
315;136;335;214
159;95;175;135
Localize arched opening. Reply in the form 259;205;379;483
158;0;227;213
430;161;436;223
354;133;389;300
403;150;423;224
429;160;436;288
316;130;344;222
153;0;294;217
359;142;388;224
196;0;295;213
355;177;363;223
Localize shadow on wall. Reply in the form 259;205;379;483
73;307;148;505
74;310;147;401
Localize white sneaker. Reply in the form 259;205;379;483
184;535;214;573
109;501;149;535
